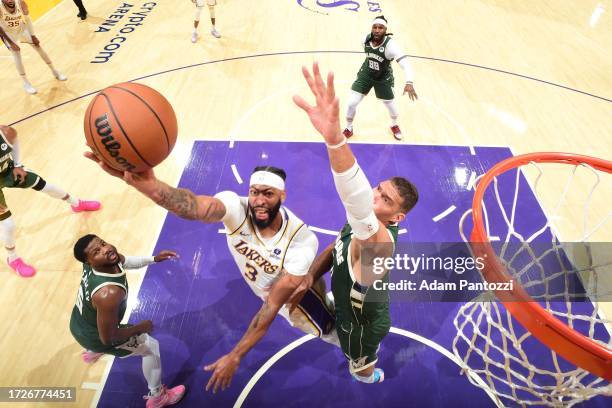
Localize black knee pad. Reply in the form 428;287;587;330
32;178;46;191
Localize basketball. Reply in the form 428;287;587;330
83;82;178;172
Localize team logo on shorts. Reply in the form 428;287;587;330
350;356;368;370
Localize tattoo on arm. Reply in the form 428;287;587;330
154;182;225;222
155;184;198;219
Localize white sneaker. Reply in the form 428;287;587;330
23;81;37;94
211;28;221;38
191;31;198;43
54;70;67;81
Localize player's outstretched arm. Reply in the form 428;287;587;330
204;272;303;393
294;63;390;246
293;62;356;174
84;151;226;222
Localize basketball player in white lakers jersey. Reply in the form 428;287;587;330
0;0;66;94
84;155;337;393
191;0;220;43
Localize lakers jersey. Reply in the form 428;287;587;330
0;1;25;37
215;191;318;299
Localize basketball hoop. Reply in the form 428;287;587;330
454;152;612;406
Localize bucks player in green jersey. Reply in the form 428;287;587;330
343;16;418;141
292;62;418;382
70;234;186;408
0;125;100;278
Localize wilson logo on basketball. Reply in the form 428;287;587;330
94;114;137;172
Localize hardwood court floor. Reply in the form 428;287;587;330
0;1;610;406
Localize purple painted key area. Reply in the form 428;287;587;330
99;142;608;407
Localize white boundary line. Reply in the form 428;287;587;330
216;136;509;149
307;225;338;236
233;327;501;407
81;382;101;391
231;163;244;184
433;205;457;222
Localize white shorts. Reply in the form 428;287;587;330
1;28;33;48
195;0;216;7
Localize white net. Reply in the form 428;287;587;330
454;157;612;407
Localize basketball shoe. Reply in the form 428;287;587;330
22;80;37;95
390;125;402;140
7;257;36;278
352;368;384;383
71;200;101;213
144;385;186;408
81;350;104;364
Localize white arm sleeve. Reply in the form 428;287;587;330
385;39;414;82
214;190;247;232
122;256;156;269
332;162;380;240
283;226;319;276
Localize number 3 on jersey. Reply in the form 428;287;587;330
368;60;380;71
244;263;258;281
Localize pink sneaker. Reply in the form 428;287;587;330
81;350;104;364
390;125;403;140
7;257;36;278
144;385;186;408
71;199;101;213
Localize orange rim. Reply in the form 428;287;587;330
471;152;612;380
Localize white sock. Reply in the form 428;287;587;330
346;91;365;129
41;183;78;205
142;336;163;396
0;217;18;261
382;99;399;126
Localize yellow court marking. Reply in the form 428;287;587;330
28;0;63;21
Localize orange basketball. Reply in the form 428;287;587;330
84;82;177;172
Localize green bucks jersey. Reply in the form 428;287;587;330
70;263;128;344
0;129;14;174
360;35;393;80
331;222;398;326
